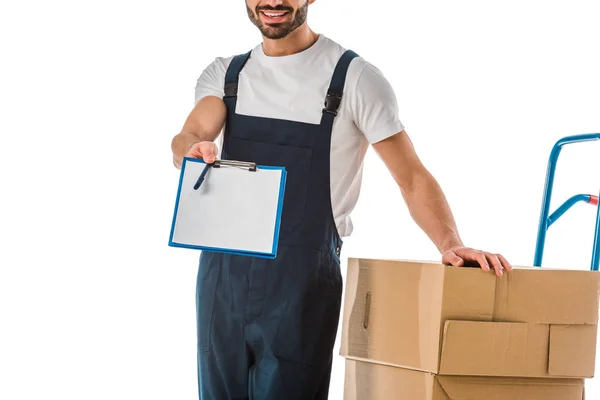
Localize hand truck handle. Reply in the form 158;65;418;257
547;194;598;227
533;133;600;270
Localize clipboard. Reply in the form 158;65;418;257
168;157;287;259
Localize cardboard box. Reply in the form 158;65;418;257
340;258;600;378
344;359;585;400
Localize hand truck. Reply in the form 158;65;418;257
533;133;600;270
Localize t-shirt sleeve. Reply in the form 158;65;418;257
194;57;229;104
348;62;405;144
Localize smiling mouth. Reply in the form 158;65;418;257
259;10;290;23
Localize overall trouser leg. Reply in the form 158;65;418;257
197;246;342;400
245;246;343;400
196;251;252;399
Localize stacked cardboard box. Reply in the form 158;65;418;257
340;258;600;399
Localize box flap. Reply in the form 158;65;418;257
494;268;600;324
436;375;585;400
549;325;597;377
441;266;496;321
340;258;447;372
439;321;548;377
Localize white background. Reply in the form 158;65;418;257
1;0;599;399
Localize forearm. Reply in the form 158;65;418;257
401;171;464;254
171;96;226;169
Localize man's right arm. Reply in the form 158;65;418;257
170;95;227;169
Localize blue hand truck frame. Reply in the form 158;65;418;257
533;133;600;270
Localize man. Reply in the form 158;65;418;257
171;1;512;398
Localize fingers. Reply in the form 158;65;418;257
471;250;491;272
184;147;202;159
453;247;490;271
185;141;219;163
184;143;201;158
485;253;504;277
201;142;218;163
497;253;513;271
483;252;512;276
447;247;512;277
442;250;464;267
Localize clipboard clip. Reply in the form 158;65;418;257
212;159;257;172
193;159;257;191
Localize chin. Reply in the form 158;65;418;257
261;27;292;40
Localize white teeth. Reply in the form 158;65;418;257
264;12;285;17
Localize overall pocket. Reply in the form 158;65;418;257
227;137;313;233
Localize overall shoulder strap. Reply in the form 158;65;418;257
323;50;359;117
223;50;252;99
220;50;251;160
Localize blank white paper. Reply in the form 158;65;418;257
171;160;284;255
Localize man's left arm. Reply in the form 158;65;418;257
372;130;511;276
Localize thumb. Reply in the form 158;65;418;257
201;144;219;163
442;251;464;267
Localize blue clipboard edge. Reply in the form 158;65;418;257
168;157;287;259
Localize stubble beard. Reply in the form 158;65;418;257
246;2;309;40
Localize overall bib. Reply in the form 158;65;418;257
196;49;359;400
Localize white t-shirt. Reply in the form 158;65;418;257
194;34;404;237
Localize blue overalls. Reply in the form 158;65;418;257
195;49;358;400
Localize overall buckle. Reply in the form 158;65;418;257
323;89;342;116
224;82;238;98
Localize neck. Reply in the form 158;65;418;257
261;24;319;57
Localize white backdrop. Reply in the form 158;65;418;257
1;0;599;398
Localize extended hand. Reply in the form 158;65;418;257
442;247;512;276
185;141;219;164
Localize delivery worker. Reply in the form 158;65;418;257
171;1;512;399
